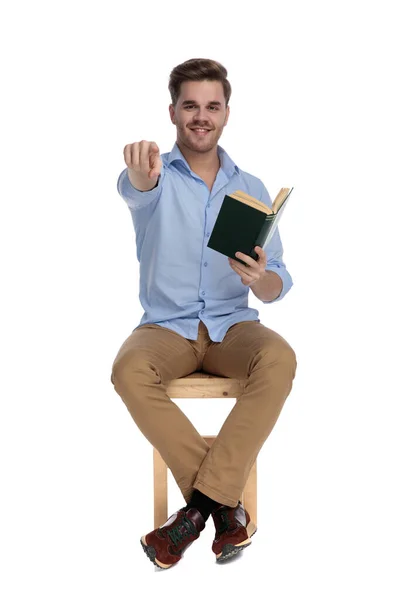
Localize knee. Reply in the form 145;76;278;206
284;345;297;377
110;360;123;387
268;338;297;377
110;351;145;388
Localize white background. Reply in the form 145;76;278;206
1;0;399;597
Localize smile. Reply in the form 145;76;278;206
190;128;210;136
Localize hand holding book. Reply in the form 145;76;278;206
228;245;267;286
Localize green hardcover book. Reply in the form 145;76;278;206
207;187;293;266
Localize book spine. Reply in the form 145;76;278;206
257;193;292;250
254;214;275;254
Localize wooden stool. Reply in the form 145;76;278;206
153;371;257;529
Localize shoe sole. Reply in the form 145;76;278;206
140;535;174;569
216;520;258;562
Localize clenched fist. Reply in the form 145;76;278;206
123;141;162;192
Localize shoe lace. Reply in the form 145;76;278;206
163;515;198;547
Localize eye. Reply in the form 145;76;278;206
184;105;218;110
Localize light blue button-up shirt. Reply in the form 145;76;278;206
117;142;293;342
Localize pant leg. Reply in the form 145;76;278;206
110;323;211;504
193;320;297;507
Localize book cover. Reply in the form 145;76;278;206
207;188;292;266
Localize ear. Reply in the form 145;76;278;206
224;105;230;126
169;104;176;125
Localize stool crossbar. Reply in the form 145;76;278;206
153;371;257;529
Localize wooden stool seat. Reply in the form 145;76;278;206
153;371;257;529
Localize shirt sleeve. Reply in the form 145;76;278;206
258;181;293;303
116;162;165;210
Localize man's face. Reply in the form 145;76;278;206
169;80;230;155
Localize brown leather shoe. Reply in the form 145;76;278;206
140;507;205;569
211;501;257;562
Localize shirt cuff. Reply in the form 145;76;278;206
261;265;293;303
117;165;164;210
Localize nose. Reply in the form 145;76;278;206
194;106;210;122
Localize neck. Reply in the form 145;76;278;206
176;140;220;174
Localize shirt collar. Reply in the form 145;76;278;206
165;141;239;179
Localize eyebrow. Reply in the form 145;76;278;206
181;100;222;106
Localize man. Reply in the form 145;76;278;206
111;58;297;569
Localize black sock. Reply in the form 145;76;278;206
184;489;221;522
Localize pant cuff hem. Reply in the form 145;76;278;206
193;479;239;508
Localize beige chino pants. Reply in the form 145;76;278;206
110;319;297;508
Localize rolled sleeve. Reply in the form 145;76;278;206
117;163;165;210
258;180;293;303
263;267;293;303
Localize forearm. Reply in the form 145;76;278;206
249;269;283;302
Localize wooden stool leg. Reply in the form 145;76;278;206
241;460;257;526
153;447;168;529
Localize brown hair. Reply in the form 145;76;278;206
168;58;231;108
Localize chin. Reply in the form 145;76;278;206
192;142;215;153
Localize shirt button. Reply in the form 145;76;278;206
201;291;205;295
204;261;208;266
206;232;210;237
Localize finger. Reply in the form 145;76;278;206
149;141;160;156
231;259;248;272
235;252;253;267
139;140;151;174
124;143;134;169
255;246;266;258
131;142;140;170
149;148;162;179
